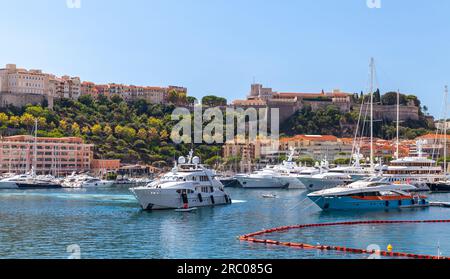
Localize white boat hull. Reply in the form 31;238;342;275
81;181;115;188
131;188;232;210
236;177;287;189
298;177;346;191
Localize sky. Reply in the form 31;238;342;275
1;0;450;117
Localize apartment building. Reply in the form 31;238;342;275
278;135;353;162
0;135;94;175
1;64;188;107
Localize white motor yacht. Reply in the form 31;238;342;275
61;173;114;188
130;150;232;210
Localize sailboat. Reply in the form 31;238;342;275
428;86;450;192
307;58;429;210
7;120;63;189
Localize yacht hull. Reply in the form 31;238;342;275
309;196;429;211
428;182;450;193
298;177;346;191
16;182;62;189
235;177;288;189
131;188;232;210
81;181;114;188
278;177;306;189
0;181;19;189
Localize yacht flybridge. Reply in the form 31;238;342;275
130;150;232;210
307;177;429;210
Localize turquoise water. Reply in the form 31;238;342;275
0;187;450;259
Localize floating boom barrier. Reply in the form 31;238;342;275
239;220;450;259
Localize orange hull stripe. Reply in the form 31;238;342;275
351;195;427;201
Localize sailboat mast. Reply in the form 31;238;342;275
444;85;448;177
370;57;375;170
33;118;37;175
396;89;400;160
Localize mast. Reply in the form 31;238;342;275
370;57;375;170
396;89;400;160
32;118;37;177
444;85;448;177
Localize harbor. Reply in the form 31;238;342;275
0;187;449;259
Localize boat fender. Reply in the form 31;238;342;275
198;193;203;203
210;195;215;204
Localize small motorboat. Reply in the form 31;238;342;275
262;194;277;199
175;207;198;212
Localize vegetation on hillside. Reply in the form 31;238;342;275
281;92;434;139
0;94;221;167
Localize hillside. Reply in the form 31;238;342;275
0;95;222;167
280;92;435;139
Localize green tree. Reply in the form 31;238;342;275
202;95;227;107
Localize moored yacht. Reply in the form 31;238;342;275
130;150;232;210
0;174;30;189
307;178;429;210
235;168;305;189
380;141;442;190
61;173;114;188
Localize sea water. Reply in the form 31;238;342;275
0;187;449;259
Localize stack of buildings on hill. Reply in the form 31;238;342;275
222;133;447;172
232;83;422;123
0;64;187;109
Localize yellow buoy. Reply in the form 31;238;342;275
387;244;393;252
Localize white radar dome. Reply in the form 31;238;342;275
192;156;200;164
178;156;186;164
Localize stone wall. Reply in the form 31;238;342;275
352;104;419;121
0;92;53;109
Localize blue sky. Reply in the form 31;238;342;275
1;0;449;117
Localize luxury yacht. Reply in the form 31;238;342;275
379;141;442;191
235;149;310;189
130;150;232;210
0;171;62;189
61;173;114;188
235;168;305;189
307;177;429;210
0;174;30;189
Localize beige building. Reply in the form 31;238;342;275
49;75;81;100
278;135;353;162
0;64;48;95
1;64;188;106
80;82;187;104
